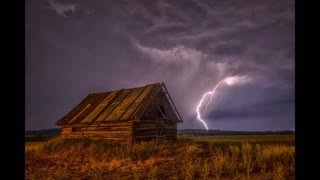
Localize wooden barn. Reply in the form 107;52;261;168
55;83;183;143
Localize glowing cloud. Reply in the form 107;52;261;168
224;75;252;86
196;75;252;130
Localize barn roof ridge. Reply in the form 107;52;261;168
55;82;183;126
88;82;161;95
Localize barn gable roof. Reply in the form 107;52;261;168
55;83;183;126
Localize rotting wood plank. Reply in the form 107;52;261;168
57;93;106;125
67;104;92;124
134;125;157;129
115;86;147;121
90;121;133;127
134;135;158;139
135;133;157;137
82;132;131;136
111;88;145;121
102;90;131;121
92;121;133;125
85;131;132;134
80;93;117;124
83;127;132;131
129;85;160;120
134;128;157;132
90;91;121;125
87;127;132;131
78;133;131;137
69;93;110;125
65;133;131;138
93;90;129;123
121;84;155;120
84;125;132;129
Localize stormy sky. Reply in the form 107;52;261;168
25;0;295;131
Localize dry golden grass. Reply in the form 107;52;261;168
25;135;295;179
25;142;45;151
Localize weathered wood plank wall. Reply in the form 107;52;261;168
133;120;177;142
61;121;133;142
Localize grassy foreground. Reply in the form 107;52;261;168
25;135;295;179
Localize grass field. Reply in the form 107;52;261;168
25;134;295;179
182;134;294;145
25;142;46;151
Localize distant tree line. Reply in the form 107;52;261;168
25;134;59;142
177;129;295;136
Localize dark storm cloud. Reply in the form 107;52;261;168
207;97;295;119
26;0;294;130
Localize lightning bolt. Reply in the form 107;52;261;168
196;80;225;130
196;75;252;130
204;88;214;113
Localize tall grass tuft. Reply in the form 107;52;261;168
211;148;226;179
181;156;196;180
226;145;240;176
147;165;158;180
241;143;253;178
200;158;210;179
274;162;285;180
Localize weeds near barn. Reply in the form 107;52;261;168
25;135;295;179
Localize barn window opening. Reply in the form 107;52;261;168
72;127;81;132
158;105;166;119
